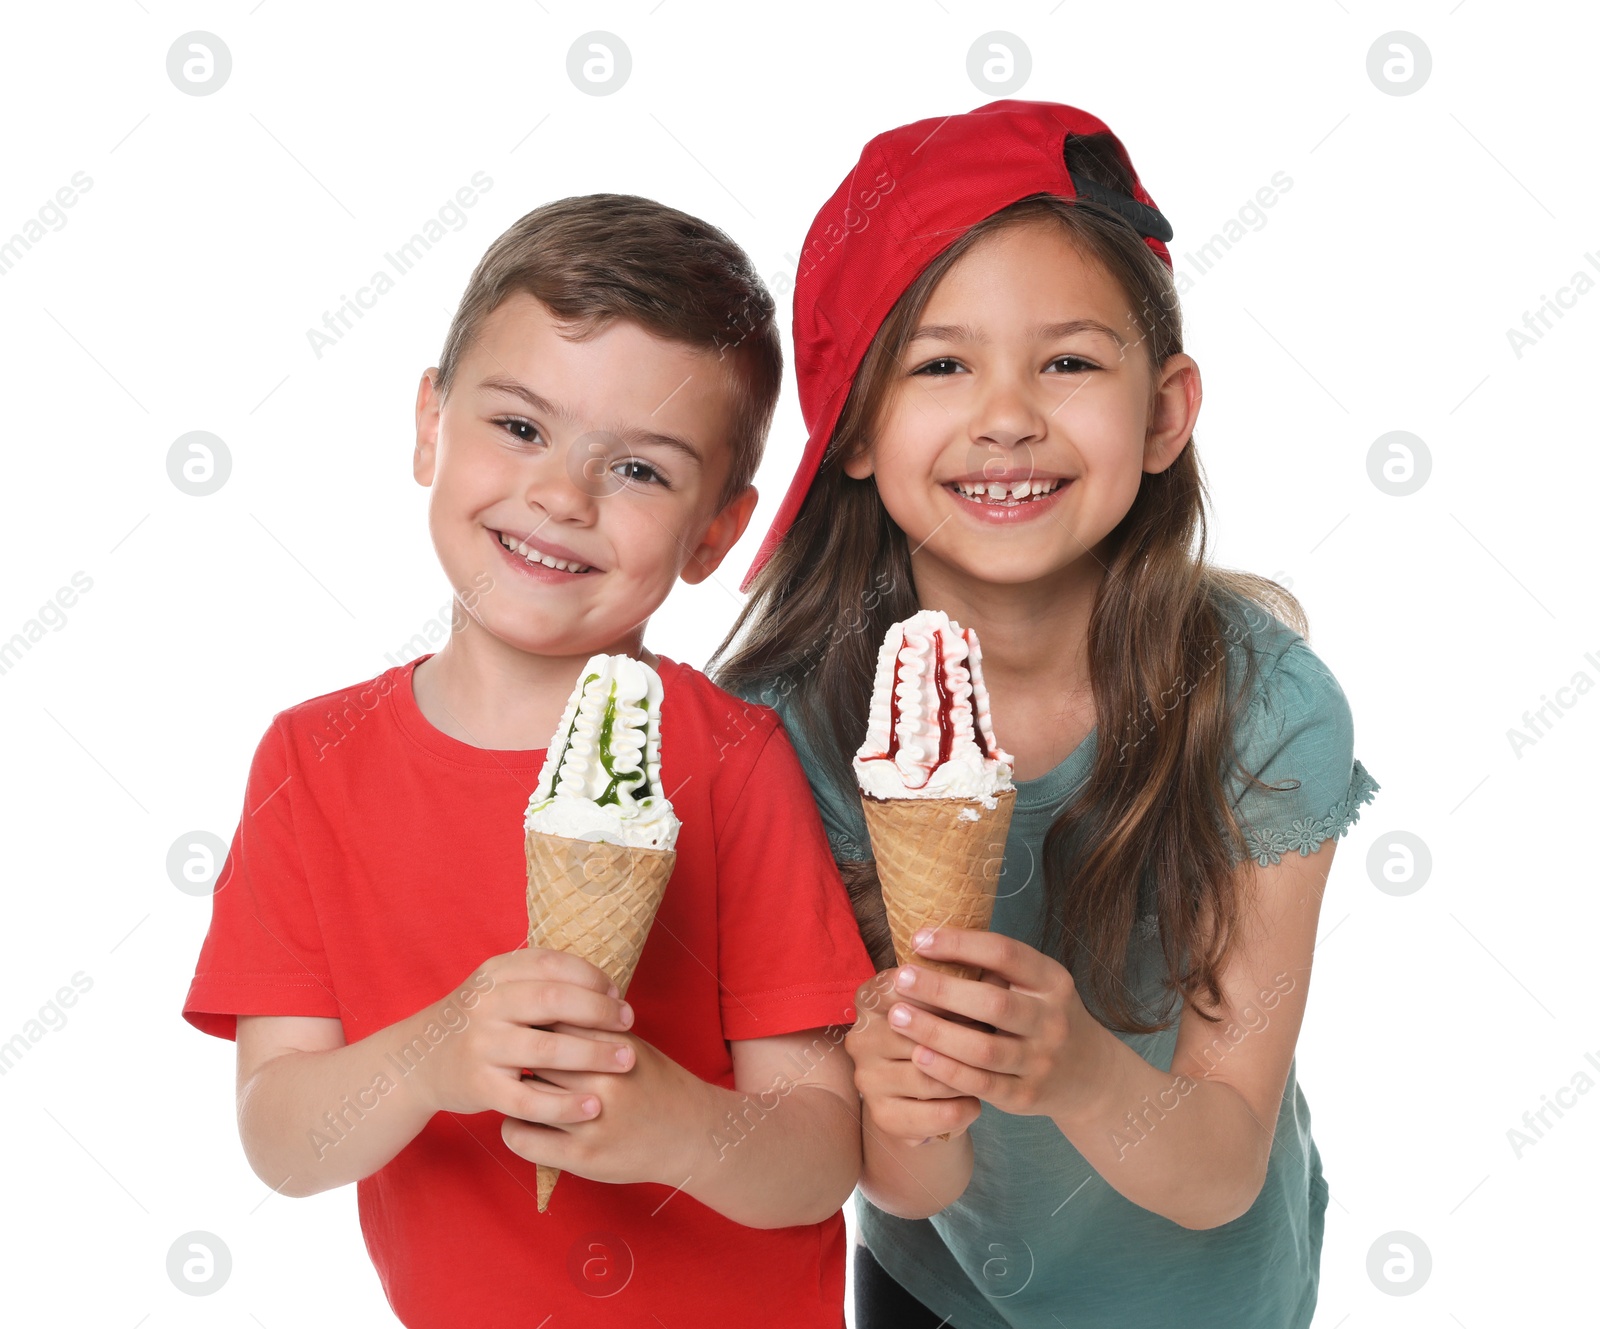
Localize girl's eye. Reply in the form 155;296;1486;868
1046;355;1098;374
911;356;965;377
615;458;667;487
496;417;544;445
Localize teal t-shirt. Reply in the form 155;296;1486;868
731;599;1379;1329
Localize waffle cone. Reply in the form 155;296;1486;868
860;787;1015;983
523;830;675;1212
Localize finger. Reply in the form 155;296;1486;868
845;1008;923;1062
888;1001;1023;1074
896;965;1030;1036
878;1059;973;1100
856;987;961;1043
501;1114;554;1161
851;969;908;1028
502;1115;583;1169
855;1008;923;1051
857;1050;970;1101
510;1027;634;1074
865;1094;980;1143
499;1076;602;1126
910;1042;1014;1106
547;1020;623;1042
505;979;634;1032
911;927;1059;995
892;962;1036;1036
530;1066;602;1095
515;947;621;997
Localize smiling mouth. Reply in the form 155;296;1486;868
946;477;1069;505
495;529;595;574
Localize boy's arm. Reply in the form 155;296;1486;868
688;1026;861;1228
505;1024;862;1229
235;949;636;1198
673;711;868;1226
236;1013;437;1198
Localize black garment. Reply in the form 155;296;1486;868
855;1244;950;1328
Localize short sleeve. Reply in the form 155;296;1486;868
713;720;876;1041
181;718;344;1040
1229;639;1380;867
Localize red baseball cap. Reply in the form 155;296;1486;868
741;99;1173;590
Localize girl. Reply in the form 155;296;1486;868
712;101;1379;1329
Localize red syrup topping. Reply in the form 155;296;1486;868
885;641;902;761
931;627;955;770
859;625;968;790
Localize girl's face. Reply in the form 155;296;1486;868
845;221;1199;592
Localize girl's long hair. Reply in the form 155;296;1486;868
710;136;1305;1034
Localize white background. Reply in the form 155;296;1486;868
1;2;1594;1325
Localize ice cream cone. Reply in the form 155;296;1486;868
853;612;1016;1142
524;829;675;1211
860;787;1015;983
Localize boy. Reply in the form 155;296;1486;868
183;194;876;1328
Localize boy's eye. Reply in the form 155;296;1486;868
1046;355;1098;374
615;458;667;488
911;356;964;377
496;417;544;445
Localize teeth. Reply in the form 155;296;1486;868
952;478;1065;502
498;531;589;573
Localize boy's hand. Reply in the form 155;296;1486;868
845;970;982;1144
500;1032;713;1188
414;948;637;1126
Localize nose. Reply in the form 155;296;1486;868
970;371;1047;454
525;437;601;525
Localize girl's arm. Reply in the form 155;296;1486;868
892;840;1337;1230
859;1105;977;1220
846;973;983;1218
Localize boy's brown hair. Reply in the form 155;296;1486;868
434;193;782;507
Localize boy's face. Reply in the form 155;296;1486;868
414;293;757;660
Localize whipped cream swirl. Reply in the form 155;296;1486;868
854;610;1014;803
525;654;681;849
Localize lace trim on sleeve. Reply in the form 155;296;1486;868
826;827;871;864
1241;759;1380;867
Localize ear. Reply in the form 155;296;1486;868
414;368;441;486
842;446;875;480
680;485;760;585
1143;353;1202;476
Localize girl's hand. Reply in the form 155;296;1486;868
501;1031;712;1188
845;971;983;1144
887;927;1113;1123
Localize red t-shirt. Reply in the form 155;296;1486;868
183;653;874;1328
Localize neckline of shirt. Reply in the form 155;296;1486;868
389;650;688;771
1011;728;1098;813
390;652;547;770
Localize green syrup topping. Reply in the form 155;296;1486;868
548;670;656;807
